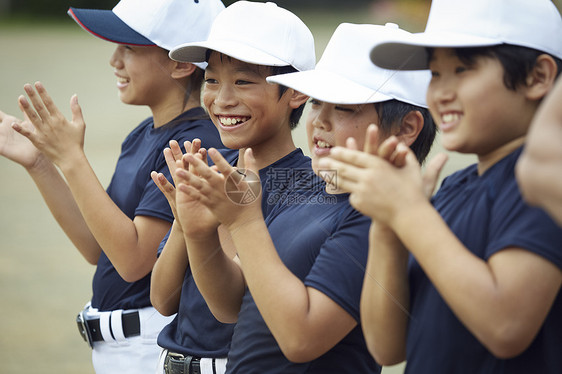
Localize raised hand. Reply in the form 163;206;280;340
317;124;448;221
0;110;43;169
13;82;86;169
176;148;263;230
151;138;207;219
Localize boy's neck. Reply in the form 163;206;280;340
477;136;526;175
152;90;202;128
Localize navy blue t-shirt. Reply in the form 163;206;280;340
406;147;562;374
225;168;380;373
91;108;225;311
156;149;311;357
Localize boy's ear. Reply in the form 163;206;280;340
171;62;197;79
525;54;558;101
288;89;309;109
396;110;424;147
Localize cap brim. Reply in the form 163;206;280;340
68;7;154;46
267;70;393;105
170;39;290;67
370;31;502;70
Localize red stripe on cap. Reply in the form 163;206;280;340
67;8;155;47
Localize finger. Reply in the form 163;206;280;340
208;148;235;177
163;148;179;178
316;156;362;186
17;95;41;128
11;120;35;139
317;163;358;193
35;82;63;120
390;143;409;168
345;137;359;151
422;153;449;198
199;148;208;166
69;94;85;126
151;171;176;197
189;139;205;174
169;140;183;162
177;183;210;205
183;152;222;186
242;148;258;174
175;167;208;191
363;124;380;155
190;138;202;155
23;83;51;121
378;136;399;162
328;146;373;169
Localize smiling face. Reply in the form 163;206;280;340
426;48;530;164
306;99;382;174
109;45;176;109
202;52;298;159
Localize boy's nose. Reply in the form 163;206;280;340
109;46;123;69
312;107;332;131
214;85;238;108
428;80;456;104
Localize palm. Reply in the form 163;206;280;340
0;111;41;168
176;186;220;240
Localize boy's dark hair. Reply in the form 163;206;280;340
182;66;205;113
428;45;562;91
270;65;305;130
374;100;437;164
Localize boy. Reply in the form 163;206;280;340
3;0;225;372
171;21;436;372
319;0;562;373
149;2;314;372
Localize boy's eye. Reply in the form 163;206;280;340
235;80;253;85
455;66;468;74
335;105;355;113
310;99;321;106
205;78;218;84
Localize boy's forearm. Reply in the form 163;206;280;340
151;221;188;316
184;232;245;323
58;151;169;280
227;217;350;361
361;223;409;366
389;200;562;358
27;154;101;264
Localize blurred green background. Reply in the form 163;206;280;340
0;1;560;373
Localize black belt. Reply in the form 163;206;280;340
76;310;140;347
164;352;217;374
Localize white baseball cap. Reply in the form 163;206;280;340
169;1;316;72
267;23;430;107
370;0;562;70
68;0;225;51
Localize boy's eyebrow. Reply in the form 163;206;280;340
233;64;265;77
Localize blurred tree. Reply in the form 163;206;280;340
8;0;117;17
3;0;561;21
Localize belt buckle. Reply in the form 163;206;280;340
76;310;93;348
164;352;185;374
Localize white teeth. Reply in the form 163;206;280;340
117;77;129;84
317;140;331;149
442;113;459;123
219;117;248;126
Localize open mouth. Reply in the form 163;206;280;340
441;112;461;124
217;115;251;127
315;139;332;149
